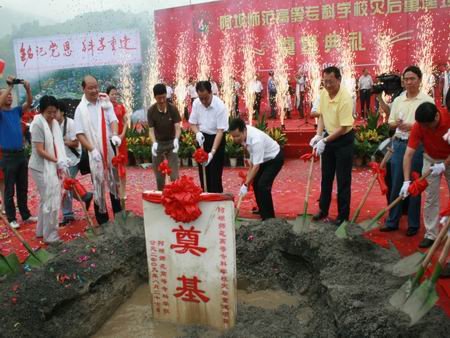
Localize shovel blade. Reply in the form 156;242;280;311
25;249;54;267
335;220;350;239
359;219;379;232
389;279;415;309
392;252;425;277
291;214;312;234
0;253;21;275
401;279;439;326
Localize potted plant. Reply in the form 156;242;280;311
179;143;194;166
266;127;287;147
225;134;243;167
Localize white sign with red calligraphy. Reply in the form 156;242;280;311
13;29;141;76
142;191;237;330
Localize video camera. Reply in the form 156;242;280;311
6;78;25;86
372;73;403;98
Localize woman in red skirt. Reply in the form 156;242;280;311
106;85;128;198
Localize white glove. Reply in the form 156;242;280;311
440;216;449;226
309;134;323;147
173;138;179;153
57;158;69;170
313;139;326;156
430;163;445;176
196;132;205;147
203;152;214;167
111;135;122;147
399;181;410;199
151;142;158;157
90;148;102;162
239;184;248;197
443;128;450;144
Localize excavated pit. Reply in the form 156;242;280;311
0;215;449;338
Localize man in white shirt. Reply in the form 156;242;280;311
251;74;263;118
296;72;307;118
358;68;373;119
56;101;92;225
189;81;229;193
209;77;219;96
380;66;434;238
165;82;174;104
232;76;241;117
230;118;284;220
74;75;122;225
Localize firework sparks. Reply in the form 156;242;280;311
197;34;211;81
143;23;160;109
414;13;435;95
119;61;134;126
242;30;256;125
304;34;321;108
220;30;235;116
336;34;356;115
375;27;397;75
174;31;189;119
271;26;290;127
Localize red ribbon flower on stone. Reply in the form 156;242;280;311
158;159;172;176
408;171;428;197
300;152;319;162
161;175;203;223
112;154;127;178
193;148;209;164
368;162;388;195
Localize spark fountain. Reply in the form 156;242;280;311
337;34;356;117
375;27;396;75
118;61;134;125
197;34;211;81
304;33;322;115
220;31;236;116
414;13;435;96
242;30;257;125
174;31;189;119
142;24;160;109
271;26;290;128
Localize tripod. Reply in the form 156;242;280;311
297;92;313;128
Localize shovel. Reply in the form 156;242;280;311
400;233;450;325
359;171;431;232
113;146;127;221
336;148;393;238
1;214;53;267
0;253;21;275
292;154;316;233
389;217;450;309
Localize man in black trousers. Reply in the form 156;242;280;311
229;118;284;220
189;81;228;193
309;66;355;226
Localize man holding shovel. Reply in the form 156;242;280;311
309;66;355;226
147;83;181;191
401;102;450;275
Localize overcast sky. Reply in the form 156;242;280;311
0;0;216;22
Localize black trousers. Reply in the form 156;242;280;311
269;93;277;118
319;131;354;220
253;150;284;220
198;133;225;193
0;151;31;222
360;89;371;117
94;192;122;225
253;92;262;118
297;91;305;118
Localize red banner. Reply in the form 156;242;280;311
155;0;449;82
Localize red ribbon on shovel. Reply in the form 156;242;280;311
193;148;209;164
369;162;388;195
112;154;127;178
408;171;428;197
63;178;88;199
300;152;319;162
158;159;172;176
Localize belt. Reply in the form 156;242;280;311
2;148;24;154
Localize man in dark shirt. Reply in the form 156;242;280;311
147;83;181;190
0;75;36;229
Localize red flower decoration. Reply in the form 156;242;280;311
63;178;88;199
158;159;172;175
193;148;209;164
161;175;203;223
112;154;127;178
300;152;319;162
408;171;428;197
368;162;388;195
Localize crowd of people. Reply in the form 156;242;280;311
0;65;449;276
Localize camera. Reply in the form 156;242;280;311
372;73;403;98
6;78;25;85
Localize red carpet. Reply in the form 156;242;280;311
0;160;449;317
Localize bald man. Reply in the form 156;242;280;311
74;75;122;225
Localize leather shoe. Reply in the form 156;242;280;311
440;263;450;278
419;238;434;248
379;225;398;232
406;228;418;237
312;211;328;221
